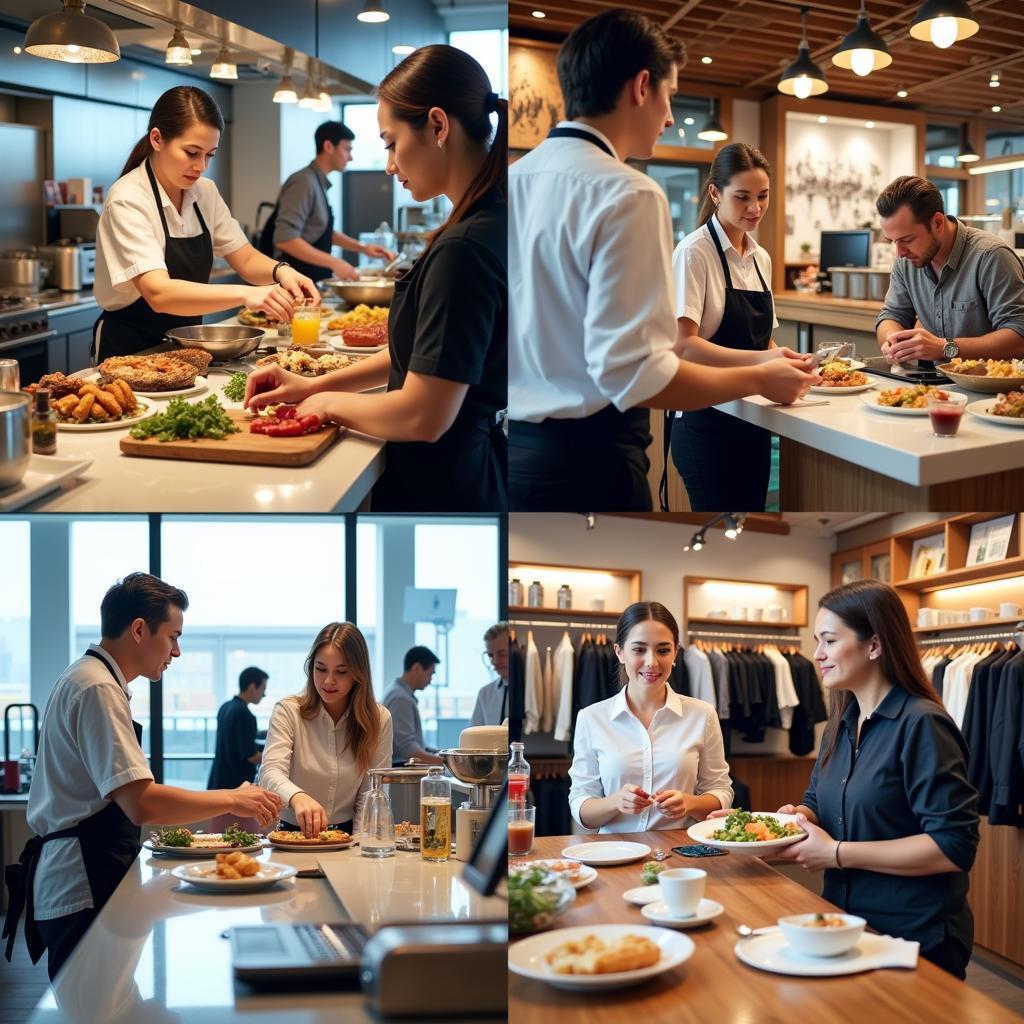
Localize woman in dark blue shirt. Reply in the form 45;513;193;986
713;580;979;979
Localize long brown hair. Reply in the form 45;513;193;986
299;622;382;773
817;580;944;767
376;44;506;245
697;142;771;227
121;86;224;178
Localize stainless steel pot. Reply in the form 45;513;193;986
322;278;395;307
366;766;431;825
39;244;95;291
0;392;31;491
0;252;47;291
165;324;265;361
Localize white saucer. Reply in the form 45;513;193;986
622;885;664;906
966;397;1024;428
641;898;724;928
734;930;919;976
809;382;874;395
561;841;650;866
171;860;296;893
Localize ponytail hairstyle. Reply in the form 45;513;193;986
696;141;771;227
121;86;225;179
376;44;506;246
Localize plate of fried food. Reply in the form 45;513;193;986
145;825;264;857
171;853;296;893
860;384;954;416
809;360;873;394
326;304;389;332
97;349;212;393
509;924;695;991
237;307;283;331
43;378;153;431
966;392;1024;427
937;358;1024;394
256;350;356;377
266;828;354;851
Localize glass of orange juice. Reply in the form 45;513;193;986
291;304;321;347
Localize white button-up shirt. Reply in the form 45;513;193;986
259;695;392;826
509;121;680;422
568;686;733;833
27;645;154;920
95;159;249;311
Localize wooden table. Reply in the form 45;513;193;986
509;831;1018;1024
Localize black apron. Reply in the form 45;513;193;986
666;218;774;512
92;160;214;362
262;187;334;283
3;649;143;965
508;126;653;514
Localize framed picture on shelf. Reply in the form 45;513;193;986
966;515;1015;566
909;535;946;578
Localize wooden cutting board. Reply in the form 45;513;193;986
119;409;341;467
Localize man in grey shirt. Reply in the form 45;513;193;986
471;623;509;727
381;646;442;766
270;121;396;283
874;175;1024;363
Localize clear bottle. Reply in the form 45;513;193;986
557;584;572;609
18;748;32;793
508;578;524;607
420;766;451;862
31;388;57;455
361;776;395;858
527;580;544;608
508;741;530;804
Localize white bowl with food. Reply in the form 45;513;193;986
777;912;866;957
686;810;806;855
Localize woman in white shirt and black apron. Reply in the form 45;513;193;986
667;144;779;512
93;86;319;361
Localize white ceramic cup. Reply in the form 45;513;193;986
748;607;764;621
969;607;995;622
766;605;783;622
730;606;747;620
590;596;605;612
658;867;706;918
955;610;971;623
938;610;953;625
917;608;932;627
999;603;1022;619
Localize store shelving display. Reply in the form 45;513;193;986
507;561;641;620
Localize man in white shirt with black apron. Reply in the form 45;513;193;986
2;573;280;980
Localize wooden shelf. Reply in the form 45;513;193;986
913;615;1024;635
683;575;809;629
686;616;801;629
509;605;622;621
893;555;1024;592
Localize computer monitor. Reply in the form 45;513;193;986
819;230;871;280
461;784;507;897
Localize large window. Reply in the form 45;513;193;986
661;96;716;152
983;129;1024;216
0;520;30;754
925;123;961;168
644;162;704;243
450;29;508;96
928;177;962;216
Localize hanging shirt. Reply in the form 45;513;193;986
541;646;555;733
552;632;576;742
987;650;1024;826
706;648;731;721
523;634;543;735
568;687;733;834
682;646;716;708
763;646;800;731
95;161;248;310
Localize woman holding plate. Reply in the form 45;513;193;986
259;622;392;838
568;601;733;833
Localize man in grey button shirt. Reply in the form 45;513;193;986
874;175;1024;363
381;646;442;766
271;121;396;283
471;623;509;727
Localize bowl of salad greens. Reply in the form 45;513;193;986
508;866;576;934
685;809;806;855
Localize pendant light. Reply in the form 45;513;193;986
164;23;191;66
298;77;318;110
832;1;892;78
909;0;979;49
357;1;389;23
312;63;333;113
274;47;298;104
24;0;120;64
956;129;979;163
210;43;237;80
778;6;828;98
697;98;727;143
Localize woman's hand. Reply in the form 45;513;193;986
242;284;300;323
294;391;343;424
614;784;653;815
362;243;397;261
770;813;839;870
706;807;730;819
290;792;328;838
651;789;692;820
757;346;814;370
244;364;316;410
231;782;282;828
275;266;320;306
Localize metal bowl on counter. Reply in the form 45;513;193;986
437;749;507;787
0;392;32;491
165;324;265;362
321;277;395;307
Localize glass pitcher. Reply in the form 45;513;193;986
361;776;395;858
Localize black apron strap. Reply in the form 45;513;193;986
659;410;674;512
547;126;615;158
145;159;172;239
706;217;735;289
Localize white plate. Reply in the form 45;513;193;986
641;898;724;929
734;931;917;977
56;399;153;431
509;924;695;991
0;455;92;511
622;885;664;906
514;860;598;890
267;836;354;852
325;335;387;355
144;838;265;858
561;841;651;866
131;376;208;399
858;391;933;416
686;813;807;855
966;398;1024;428
171;860;296;893
809;382;875;395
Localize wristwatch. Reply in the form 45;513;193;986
943;338;959;360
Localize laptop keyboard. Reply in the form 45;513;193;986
296;923;367;963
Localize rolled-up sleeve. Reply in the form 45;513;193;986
97;197;167;287
273;175;315;246
258;701;302;808
696;710;733;810
978;247;1024;341
673;242;708;325
567;711;602;831
74;684;154;799
875;259;916;331
902;710;979;871
387;695;419;762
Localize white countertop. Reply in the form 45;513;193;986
717;383;1024;486
27;844;504;1024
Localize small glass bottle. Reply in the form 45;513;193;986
508;741;530;803
420;766;451;862
557;584;572;609
31;388;57;455
508;578;524;607
361;775;395;858
527;580;544;608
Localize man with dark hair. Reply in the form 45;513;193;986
382;647;442;765
875;174;1024;363
265;120;395;282
207;666;268;790
3;574;281;980
508;9;815;512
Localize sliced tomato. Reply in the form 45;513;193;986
266;420;305;437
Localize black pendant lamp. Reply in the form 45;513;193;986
698;98;727;143
778;7;828;98
24;0;120;64
909;0;979;49
832;1;892;78
956;129;979;164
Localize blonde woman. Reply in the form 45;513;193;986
259;623;392;837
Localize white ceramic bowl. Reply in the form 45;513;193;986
969;607;995;622
777;913;866;957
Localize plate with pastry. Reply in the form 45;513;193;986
86;371;208;400
171;855;296;893
266;828;354;851
509;924;695;991
97;352;206;392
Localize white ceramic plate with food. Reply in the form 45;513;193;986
509;924;695;991
734;930;916;977
144;837;265;858
966;398;1024;428
56;399;153;431
641;898;724;929
686;813;806;855
622;885;665;906
87;372;208;399
514;860;598;890
325;335;387;354
858;392;932;416
266;832;354;852
0;455;92;512
936;363;1024;393
171;861;296;893
560;842;651;866
809;381;875;395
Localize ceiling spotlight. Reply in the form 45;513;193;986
692;534;705;552
992;104;1002;112
989;72;1000;88
274;47;298;103
298;77;318;109
684;116;694;125
701;56;713;64
531;9;546;17
24;0;120;64
778;6;829;99
357;0;389;23
865;120;875;128
896;88;908;98
392;44;415;55
585;512;596;531
909;0;979;49
164;23;191;66
956;134;979;163
209;43;237;80
832;1;892;78
698;98;728;142
818;115;828;123
723;515;740;539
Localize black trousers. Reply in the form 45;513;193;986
921;935;970;980
36;908;96;981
